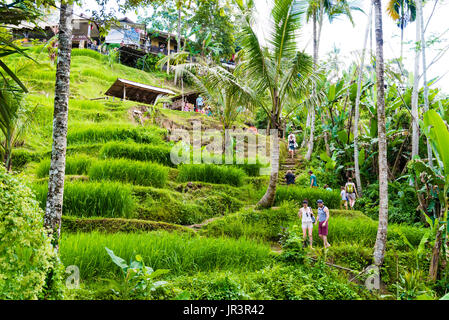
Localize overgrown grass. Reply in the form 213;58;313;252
135;185;244;225
67;123;166;145
177;164;247;187
59;231;272;279
202;201;425;249
201;201;296;241
61;216;194;234
36;155;94;178
273;186;341;209
100;141;173;167
88;159;168;187
32;181;135;218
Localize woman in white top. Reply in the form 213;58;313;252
298;199;314;248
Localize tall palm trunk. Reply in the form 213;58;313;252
354;4;373;196
167;37;171;75
257;98;280;208
305;10;318;161
177;6;181;52
411;1;421;160
43;1;73;252
373;0;389;267
417;0;433;168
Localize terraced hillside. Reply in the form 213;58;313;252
4;47;434;300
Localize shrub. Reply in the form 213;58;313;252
245;176;269;190
201;201;297;241
61;216;193;234
134;186;244;225
67;123;166;145
177;164;247;187
100;141;173;167
242;264;364;300
11;149;42;169
36;155;94;178
59;231;271;279
32;181;135;218
88;159;168;187
0;167;62;299
274;186;341;209
173;273;249;300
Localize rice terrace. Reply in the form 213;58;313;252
1;0;449;305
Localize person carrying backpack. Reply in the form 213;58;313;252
345;177;358;209
316;199;331;248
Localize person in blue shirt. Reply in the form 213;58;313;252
196;96;204;112
308;170;318;188
315;199;331;248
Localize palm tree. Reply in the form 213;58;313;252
304;0;362;161
43;1;74;251
173;56;258;131
0;81;33;171
235;0;316;208
354;3;373;196
372;0;389;267
416;0;432;168
410;0;420;161
386;0;416;60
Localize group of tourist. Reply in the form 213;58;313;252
284;131;362;249
298;199;330;249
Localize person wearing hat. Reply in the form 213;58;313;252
298;199;314;248
315;199;331;248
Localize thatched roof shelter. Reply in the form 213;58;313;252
105;78;175;104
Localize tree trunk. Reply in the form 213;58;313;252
305;10;319;161
177;6;181;52
429;229;443;281
167;37;171;74
354;4;373;196
411;2;421;160
301;109;310;148
257;127;279;208
43;1;73;252
305;103;315;161
373;0;389;267
417;0;433;168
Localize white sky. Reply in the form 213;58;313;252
76;0;449;94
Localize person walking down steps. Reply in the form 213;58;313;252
284;170;296;187
287;132;297;159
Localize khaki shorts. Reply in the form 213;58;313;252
302;221;313;229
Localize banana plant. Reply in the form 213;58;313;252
418;109;449;281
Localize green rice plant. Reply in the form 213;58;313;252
32;181;135;218
59;231;271;279
81;68;117;83
273;186;341;209
35;155;94;178
88;159;168;187
177;164;247;187
61;216;194;234
71;48;106;61
201;201;297;241
67;123;166;145
100;141;173;167
135;186;244;225
69;99;106;111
